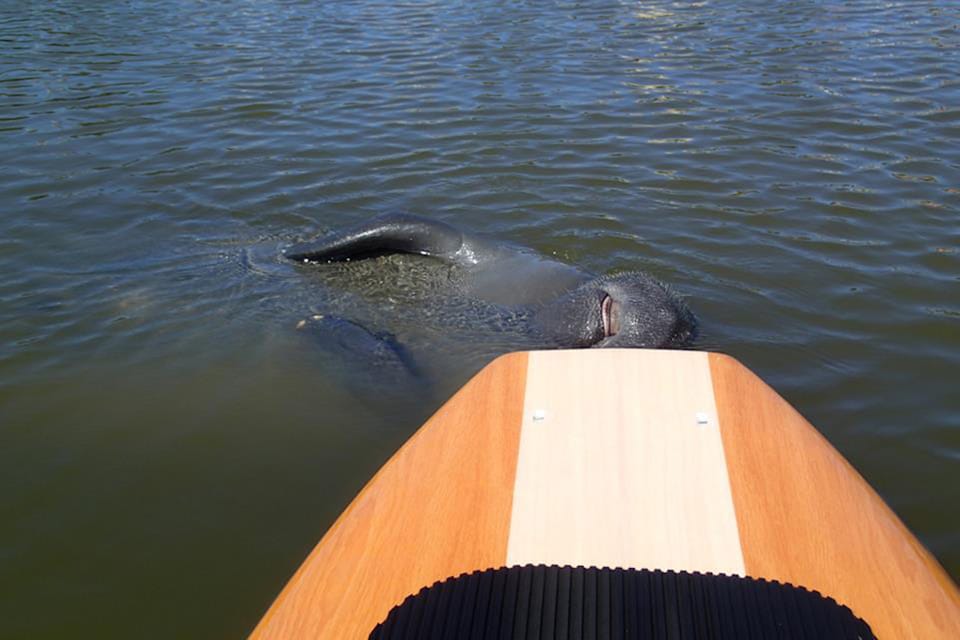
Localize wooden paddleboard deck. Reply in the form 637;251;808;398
251;350;960;639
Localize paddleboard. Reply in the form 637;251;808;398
251;350;960;639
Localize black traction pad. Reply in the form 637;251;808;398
369;565;875;639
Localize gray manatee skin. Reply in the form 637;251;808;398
285;213;697;353
295;314;420;377
294;314;428;402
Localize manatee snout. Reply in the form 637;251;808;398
535;272;697;349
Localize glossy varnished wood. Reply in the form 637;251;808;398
250;352;528;640
710;352;960;640
252;350;959;639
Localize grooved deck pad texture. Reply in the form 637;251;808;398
370;566;875;640
251;350;960;640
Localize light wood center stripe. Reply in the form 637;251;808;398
506;349;745;576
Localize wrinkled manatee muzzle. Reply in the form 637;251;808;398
534;271;697;349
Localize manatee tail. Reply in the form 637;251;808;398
284;213;465;264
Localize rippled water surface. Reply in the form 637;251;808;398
2;1;958;637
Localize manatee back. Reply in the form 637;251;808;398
461;251;587;307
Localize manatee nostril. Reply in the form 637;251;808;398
601;294;616;337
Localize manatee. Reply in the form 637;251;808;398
284;213;697;359
295;314;420;378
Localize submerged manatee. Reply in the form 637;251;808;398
285;213;696;359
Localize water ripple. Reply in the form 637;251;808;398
2;0;959;636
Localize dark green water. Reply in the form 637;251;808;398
2;0;958;637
